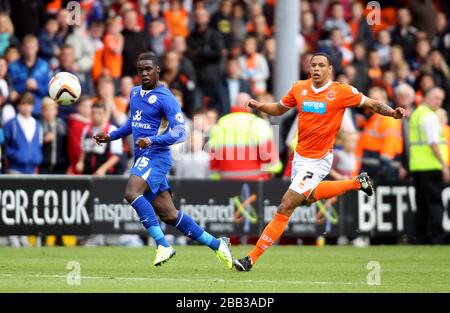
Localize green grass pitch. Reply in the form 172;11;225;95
0;245;449;292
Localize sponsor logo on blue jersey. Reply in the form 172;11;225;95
302;101;326;115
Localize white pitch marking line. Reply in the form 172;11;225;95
0;273;362;285
1;273;449;287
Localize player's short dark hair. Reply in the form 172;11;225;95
311;52;333;66
138;52;159;66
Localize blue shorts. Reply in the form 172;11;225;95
130;155;172;202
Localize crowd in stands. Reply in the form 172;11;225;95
0;0;449;185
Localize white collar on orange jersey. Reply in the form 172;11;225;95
311;80;332;94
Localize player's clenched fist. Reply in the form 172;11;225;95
392;107;406;119
135;137;151;149
245;99;262;110
93;133;110;145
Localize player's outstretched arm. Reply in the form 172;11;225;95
108;115;133;142
245;98;290;116
360;97;406;119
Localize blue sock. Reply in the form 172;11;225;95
171;211;220;250
131;195;170;247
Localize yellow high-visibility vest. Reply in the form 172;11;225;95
409;104;448;171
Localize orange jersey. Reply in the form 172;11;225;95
281;79;364;159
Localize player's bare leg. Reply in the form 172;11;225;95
124;176;175;266
233;173;374;272
233;189;304;272
153;191;233;269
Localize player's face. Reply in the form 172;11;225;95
137;59;160;89
309;56;332;86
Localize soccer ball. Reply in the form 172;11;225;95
48;72;82;105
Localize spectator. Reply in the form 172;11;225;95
174;129;210;179
415;72;435;106
0;12;18;57
65;11;95;96
192;108;208;134
160;50;196;117
164;0;189;38
381;70;396;100
56;9;71;41
144;0;163;28
330;131;359;180
432;12;450;64
238;36;270;96
0;56;15;125
367;50;383;84
3;92;42;174
393;61;414;88
348;1;373;48
67;96;92;174
169;35;197;89
374;29;392;68
38;14;64;69
409;38;431;76
301;11;319;53
121;9;150;77
409;87;448;244
351;42;370;94
147;18;168;58
231;0;248;43
4;45;20;64
118;76;134;110
247;14;271;52
321;28;353;75
422;50;450;100
76;102;123;176
95;75;127;126
39;97;68;174
8;34;51;118
263;36;275;93
103;16;124;86
322;1;352;44
187;7;224;110
356;87;403;182
218;57;252;115
391;7;417;59
210;0;233;50
208;94;281;181
389;44;406;71
89;20;105;84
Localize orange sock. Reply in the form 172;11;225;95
311;180;360;201
248;212;289;264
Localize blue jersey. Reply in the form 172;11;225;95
109;84;186;161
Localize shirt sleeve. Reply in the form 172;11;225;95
422;114;441;144
339;84;364;108
148;95;186;146
280;83;297;109
109;115;132;141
